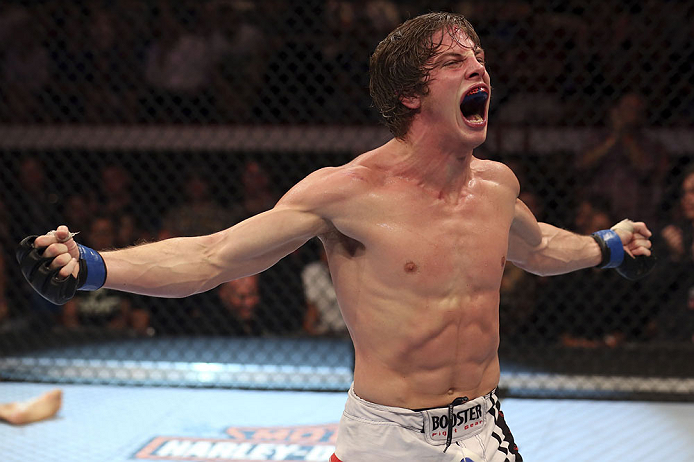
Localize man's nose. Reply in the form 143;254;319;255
465;59;485;80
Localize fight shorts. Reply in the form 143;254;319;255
330;385;522;462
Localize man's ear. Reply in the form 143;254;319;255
400;94;420;109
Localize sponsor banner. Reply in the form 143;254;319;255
135;424;337;461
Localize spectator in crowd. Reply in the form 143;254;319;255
99;164;134;216
682;15;694;124
577;92;670;229
302;245;348;336
228;159;306;334
554;195;644;348
43;1;89;122
211;276;265;337
319;0;399;124
653;166;694;343
182;275;265;337
0;195;8;247
63;194;97;238
0;252;8;325
62;216;149;335
498;190;543;343
114;212;150;249
154;168;234;337
231;160;280;221
142;0;217;122
252;1;334;124
583;6;640;109
0;5;51;123
234;142;313;338
81;5;139;123
0;197;10;324
205;1;267;122
662;168;694;263
159;170;233;240
152;167;238;335
573;195;613;237
10;156;64;324
98;163;153;233
12;156;62;236
258;251;308;336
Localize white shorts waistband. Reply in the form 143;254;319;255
344;384;496;433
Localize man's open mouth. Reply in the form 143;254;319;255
460;86;489;124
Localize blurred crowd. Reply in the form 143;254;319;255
0;119;692;346
495;92;694;347
0;153;349;342
0;0;692;126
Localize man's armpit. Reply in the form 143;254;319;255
509;199;542;248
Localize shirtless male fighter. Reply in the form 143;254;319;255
17;12;654;462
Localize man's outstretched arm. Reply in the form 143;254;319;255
32;206;328;299
18;168;352;304
507;198;653;277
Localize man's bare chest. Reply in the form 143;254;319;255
331;183;515;293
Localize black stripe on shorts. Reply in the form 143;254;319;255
488;395;523;461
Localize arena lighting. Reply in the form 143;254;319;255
190;362;225;372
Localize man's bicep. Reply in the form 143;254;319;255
209;206;330;283
210;165;364;279
507;198;543;265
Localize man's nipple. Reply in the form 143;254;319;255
404;261;418;273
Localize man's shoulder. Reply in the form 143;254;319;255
301;162;380;193
277;161;379;211
471;158;520;193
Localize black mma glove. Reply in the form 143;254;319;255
16;235;107;305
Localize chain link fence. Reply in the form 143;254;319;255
1;0;693;398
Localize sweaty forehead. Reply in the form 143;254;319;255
433;27;479;53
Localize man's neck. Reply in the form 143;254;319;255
385;137;475;203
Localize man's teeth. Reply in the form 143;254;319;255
467;114;484;122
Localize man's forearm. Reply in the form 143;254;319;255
100;209;321;297
520;223;602;277
102;234;225;297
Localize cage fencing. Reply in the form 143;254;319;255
0;0;693;398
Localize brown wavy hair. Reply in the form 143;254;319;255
369;12;481;139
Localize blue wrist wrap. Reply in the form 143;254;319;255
77;244;107;291
591;229;625;269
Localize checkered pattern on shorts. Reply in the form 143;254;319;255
487;393;523;461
